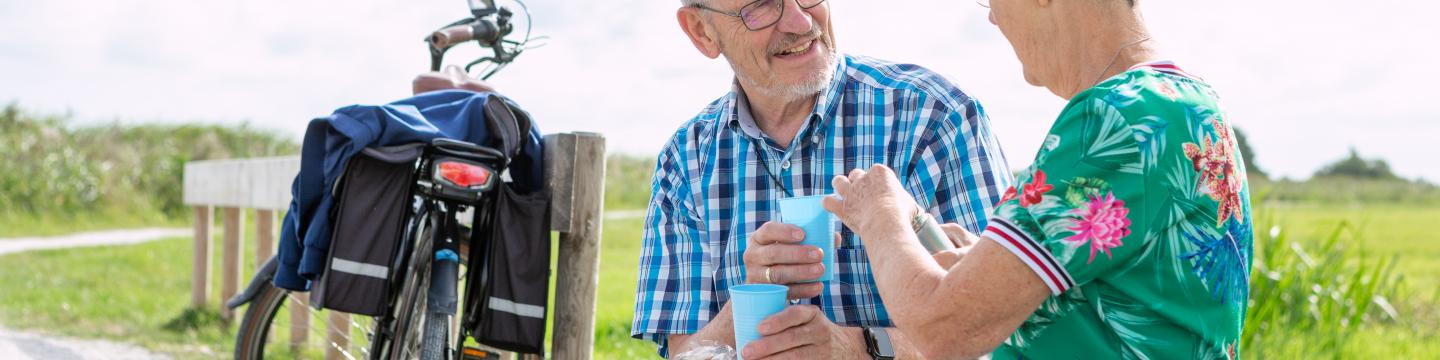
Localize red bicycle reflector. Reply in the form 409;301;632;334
438;161;492;188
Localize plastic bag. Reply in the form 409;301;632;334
672;340;737;360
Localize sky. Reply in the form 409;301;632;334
2;0;1437;180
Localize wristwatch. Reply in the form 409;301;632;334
863;327;896;360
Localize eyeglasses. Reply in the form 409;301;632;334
693;0;828;31
976;0;990;8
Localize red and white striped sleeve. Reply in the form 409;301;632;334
982;217;1076;295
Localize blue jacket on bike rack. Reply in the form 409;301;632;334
273;90;544;291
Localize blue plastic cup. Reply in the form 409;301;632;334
777;195;836;282
730;284;789;359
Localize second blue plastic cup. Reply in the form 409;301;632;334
777;195;836;282
730;283;788;359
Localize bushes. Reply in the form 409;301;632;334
0;103;297;220
1253;177;1440;206
604;154;656;210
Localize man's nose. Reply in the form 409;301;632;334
988;9;997;26
774;0;816;34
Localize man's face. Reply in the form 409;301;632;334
706;0;839;102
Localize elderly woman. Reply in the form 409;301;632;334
820;0;1252;358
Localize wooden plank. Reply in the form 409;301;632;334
326;311;350;360
543;133;578;233
552;132;606;359
290;293;310;352
183;156;299;210
220;207;245;320
255;209;275;264
191;206;212;308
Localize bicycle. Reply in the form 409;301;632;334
228;1;540;359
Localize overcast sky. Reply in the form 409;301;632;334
2;0;1436;180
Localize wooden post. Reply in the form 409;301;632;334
326;311;351;360
191;205;213;308
290;293;310;351
550;133;606;359
255;209;275;265
221;207;245;320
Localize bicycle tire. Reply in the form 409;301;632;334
390;214;438;359
234;282;390;360
234;282;287;360
420;312;452;360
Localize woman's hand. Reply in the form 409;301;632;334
821;164;917;243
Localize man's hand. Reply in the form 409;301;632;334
740;305;864;360
933;223;979;269
939;223;979;249
413;65;500;95
744;222;826;300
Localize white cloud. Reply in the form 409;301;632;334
1;0;1436;180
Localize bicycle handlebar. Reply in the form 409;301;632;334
427;0;528;78
429;25;475;51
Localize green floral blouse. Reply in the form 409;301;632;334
980;62;1252;359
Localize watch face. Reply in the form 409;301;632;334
867;328;896;359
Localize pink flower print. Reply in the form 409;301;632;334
1066;193;1132;263
1001;186;1019;203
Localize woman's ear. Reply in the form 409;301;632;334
678;7;723;59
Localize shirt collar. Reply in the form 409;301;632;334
728;54;850;146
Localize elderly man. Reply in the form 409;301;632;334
630;0;1012;358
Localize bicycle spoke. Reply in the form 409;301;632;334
260;292;380;359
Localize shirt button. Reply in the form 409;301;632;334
781;160;791;169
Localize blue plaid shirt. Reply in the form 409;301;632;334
631;54;1013;356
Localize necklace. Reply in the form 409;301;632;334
748;137;796;198
1091;36;1152;87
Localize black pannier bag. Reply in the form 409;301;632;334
311;144;423;316
463;180;552;354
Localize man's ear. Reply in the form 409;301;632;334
678;7;723;59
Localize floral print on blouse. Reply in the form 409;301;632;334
981;62;1253;359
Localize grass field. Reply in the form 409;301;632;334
1245;203;1440;357
0;237;234;358
1;202;1435;358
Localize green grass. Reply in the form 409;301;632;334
0;215;657;359
4;205;1433;358
1243;203;1440;358
0;211;283;359
0;208;183;238
593;218;657;358
1263;204;1440;292
1252;177;1440;206
604;154;657;211
0;237;233;358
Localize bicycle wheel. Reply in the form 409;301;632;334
233;283;383;360
389;213;445;360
